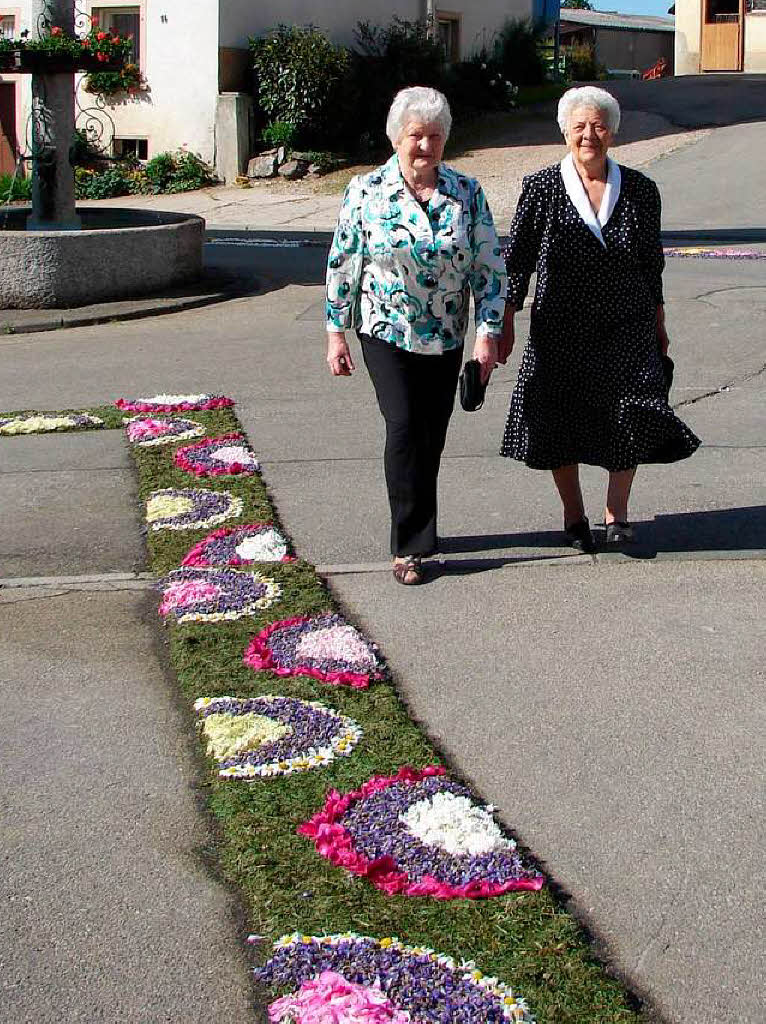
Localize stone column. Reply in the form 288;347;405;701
27;0;80;230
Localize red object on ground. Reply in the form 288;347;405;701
643;57;669;80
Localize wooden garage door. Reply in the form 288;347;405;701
0;83;16;176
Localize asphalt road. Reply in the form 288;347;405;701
1;115;764;1024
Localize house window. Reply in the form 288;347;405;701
113;137;148;160
91;7;140;64
0;14;16;38
437;13;461;63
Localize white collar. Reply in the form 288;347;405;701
560;153;621;247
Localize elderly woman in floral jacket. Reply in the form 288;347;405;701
326;86;506;584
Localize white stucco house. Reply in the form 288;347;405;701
0;1;537;183
674;0;766;73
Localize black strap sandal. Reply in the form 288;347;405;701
392;555;423;586
605;521;634;544
564;517;596;554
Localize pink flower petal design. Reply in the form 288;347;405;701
243;614;385;689
298;766;544;899
174;433;260;477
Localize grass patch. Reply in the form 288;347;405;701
0;400;645;1022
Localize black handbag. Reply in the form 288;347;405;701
459;359;487;412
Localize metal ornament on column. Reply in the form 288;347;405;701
27;0;80;230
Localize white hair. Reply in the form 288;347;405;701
385;86;452;146
557;86;621;135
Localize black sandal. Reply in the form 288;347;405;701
564;517;596;554
392;555;423;586
605;521;634;544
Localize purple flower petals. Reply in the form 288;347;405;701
194;695;362;778
181;524;294;566
244;613;385;688
145;487;243;532
157;567;281;623
256;934;534;1022
174;433;260;477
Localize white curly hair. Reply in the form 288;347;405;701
557;86;621;136
385;86;452;146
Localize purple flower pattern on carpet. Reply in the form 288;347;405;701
337;774;542;891
255;934;533;1022
145;487;243;532
243;613;385;688
181;524;294;566
157;567;280;623
194;695;362;778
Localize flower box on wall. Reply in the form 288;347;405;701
0;47;123;74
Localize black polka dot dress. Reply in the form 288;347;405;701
501;163;701;472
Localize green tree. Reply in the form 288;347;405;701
561;0;594;9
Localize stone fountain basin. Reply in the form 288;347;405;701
0;208;204;309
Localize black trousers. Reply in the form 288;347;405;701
360;333;462;557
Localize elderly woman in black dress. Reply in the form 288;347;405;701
499;86;700;550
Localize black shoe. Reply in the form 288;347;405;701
605;521;634;545
564;517;596;553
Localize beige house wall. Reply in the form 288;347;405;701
675;0;766;73
594;27;675;74
218;0;532;59
744;14;766;72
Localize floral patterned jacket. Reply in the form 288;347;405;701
325;154;507;354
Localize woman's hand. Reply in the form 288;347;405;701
327;332;355;376
657;306;670;356
473;335;498;385
497;304;515;365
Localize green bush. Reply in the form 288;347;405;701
74;165;142;199
567;41;605;81
74;151;215;200
0;172;32;203
341;18;446;151
445;51;518;116
493;18;548;87
250;25;350;145
261;120;298;149
144;152;176;192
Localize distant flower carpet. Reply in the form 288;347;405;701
0;413;103;435
116;393;234;412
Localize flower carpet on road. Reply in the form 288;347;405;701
124;415;206;447
1;396;646;1023
299;765;543;899
256;934;534;1022
194;696;362;778
174;433;260;476
158;567;281;623
146;487;243;532
116;392;234;412
181;524;294;566
0;412;103;435
663;246;766;260
244;613;385;688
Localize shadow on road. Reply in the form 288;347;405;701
429;505;766;574
662;228;766;245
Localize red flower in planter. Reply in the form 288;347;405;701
51;26;63;36
96;31;107;41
